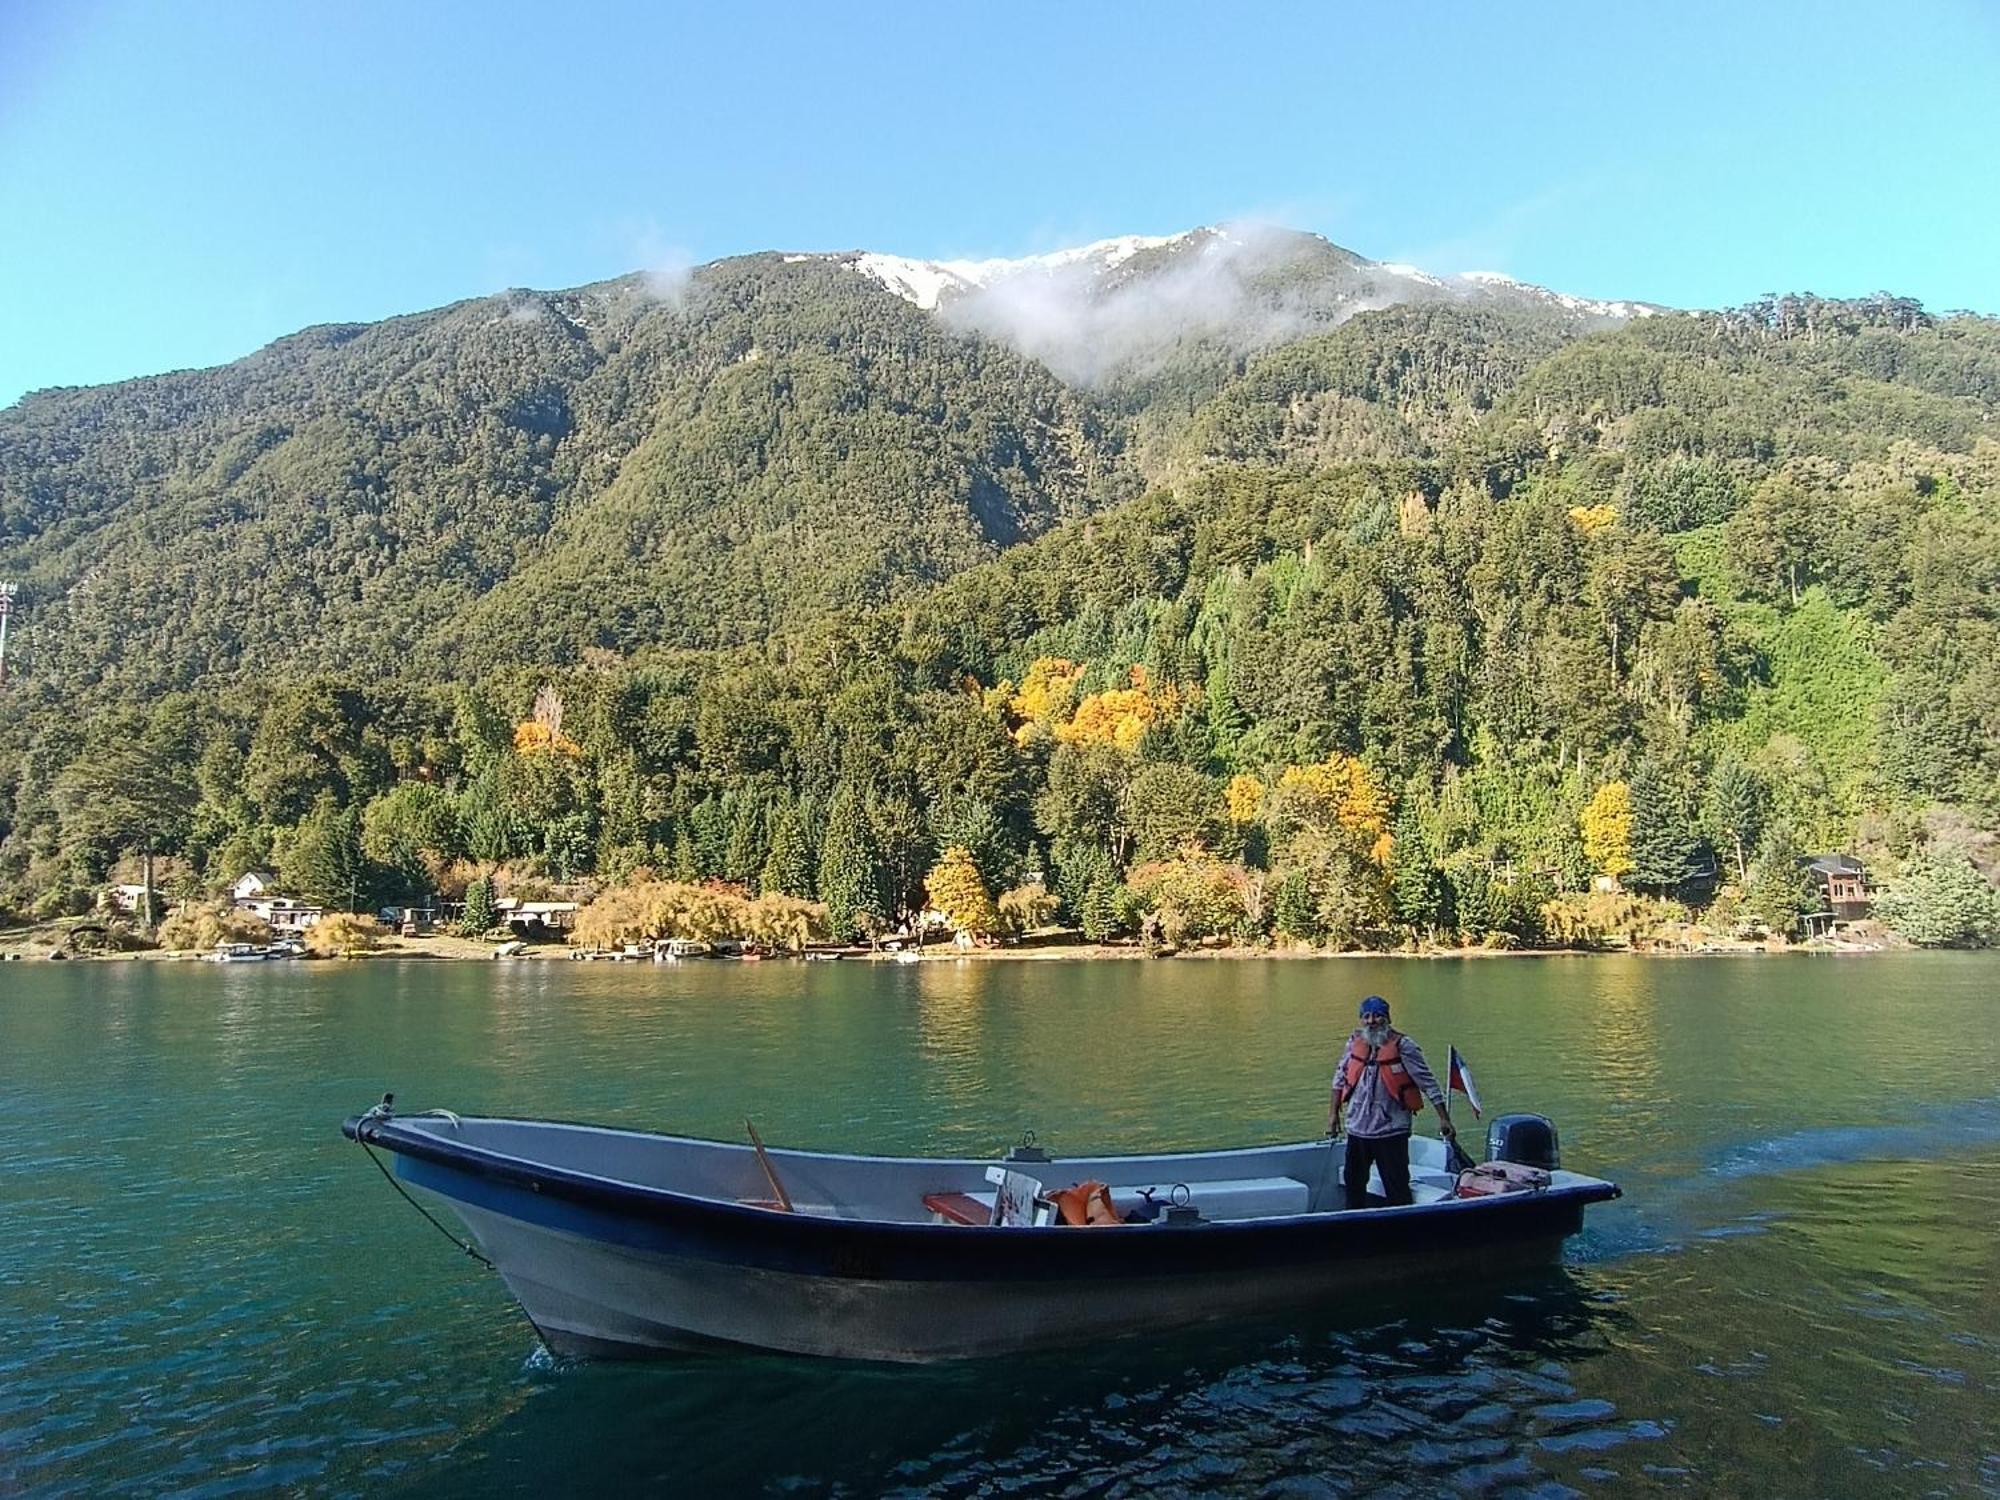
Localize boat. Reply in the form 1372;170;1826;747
343;1102;1619;1363
203;942;274;963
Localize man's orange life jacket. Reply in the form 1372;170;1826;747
1337;1030;1426;1112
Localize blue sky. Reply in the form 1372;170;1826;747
3;0;1997;407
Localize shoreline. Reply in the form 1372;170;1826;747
0;930;1900;963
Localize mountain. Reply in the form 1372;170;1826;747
0;253;1126;690
0;225;1655;692
3;224;1998;949
819;224;1656;406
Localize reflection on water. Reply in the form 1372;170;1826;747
437;1270;1630;1497
2;954;1997;1496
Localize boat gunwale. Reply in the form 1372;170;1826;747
344;1112;1622;1242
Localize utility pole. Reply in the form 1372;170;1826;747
0;581;15;685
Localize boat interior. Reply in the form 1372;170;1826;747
386;1115;1597;1224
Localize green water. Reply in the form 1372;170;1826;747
2;954;1996;1496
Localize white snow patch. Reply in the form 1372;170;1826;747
843;231;1197;308
1375;262;1445;288
935;231;1195;287
1451;270;1655;320
839;230;1658;327
849;252;975;310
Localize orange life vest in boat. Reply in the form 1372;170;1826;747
1337;1030;1426;1112
1049;1180;1123;1227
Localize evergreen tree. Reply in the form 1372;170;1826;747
724;791;767;891
1446;857;1493;940
1877;855;2000;948
926;793;1014;893
1272;868;1319;944
669;819;700;883
817;784;885;941
1388;801;1449;936
688;795;730;880
1744;825;1819;935
460;874;497;936
51;726;196;930
760;798;817;897
283;794;373;911
1627;759;1698;894
1702;755;1770;883
1051;836;1122;938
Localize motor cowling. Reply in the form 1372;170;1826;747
1486;1113;1560;1172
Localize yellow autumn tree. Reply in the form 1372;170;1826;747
1569;503;1617;533
1267;754;1393;865
304;913;388;956
1011;657;1084;725
924;845;998;936
1581;781;1635;883
513;720;583;756
515;684;583;756
742;892;830;952
1224;773;1266;825
572;880;763;947
1056;666;1180;753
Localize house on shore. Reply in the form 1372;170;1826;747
233;871;277;903
106;884;153;914
493;897;578;936
230;871;323;933
1802;852;1870;937
238;897;326;934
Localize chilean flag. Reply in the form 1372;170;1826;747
1448;1046;1483;1118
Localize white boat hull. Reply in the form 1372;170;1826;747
347;1112;1618;1363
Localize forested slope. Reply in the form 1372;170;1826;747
2;247;1996;949
0;254;1126;693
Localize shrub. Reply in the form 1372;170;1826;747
158;902;274;952
1878;855;2000;948
1540;891;1690;948
996;882;1059;937
305;913;388;956
1124;857;1259;945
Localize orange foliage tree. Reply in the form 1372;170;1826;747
1266;753;1393;866
1055;666;1182;753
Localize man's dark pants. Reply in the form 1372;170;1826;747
1344;1131;1412;1208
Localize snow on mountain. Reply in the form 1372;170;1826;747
1454;269;1657;321
1375;262;1446;289
848;253;970;311
813;226;1662;388
834;228;1657;327
935;231;1196;288
842;233;1196;310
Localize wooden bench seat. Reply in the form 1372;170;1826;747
922;1191;991;1226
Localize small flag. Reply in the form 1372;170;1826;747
1448;1046;1483;1118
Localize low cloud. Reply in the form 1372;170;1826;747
641;255;692;306
937;222;1362;387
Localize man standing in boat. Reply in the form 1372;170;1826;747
1328;995;1455;1208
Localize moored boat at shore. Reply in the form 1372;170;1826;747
344;1102;1620;1363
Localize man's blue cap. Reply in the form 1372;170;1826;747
1359;995;1390;1018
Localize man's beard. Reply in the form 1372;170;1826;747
1362;1021;1390;1046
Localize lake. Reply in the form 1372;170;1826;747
2;954;1996;1496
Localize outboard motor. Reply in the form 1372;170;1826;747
1486;1113;1561;1172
